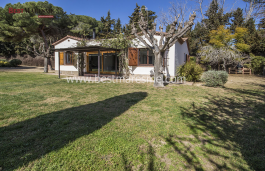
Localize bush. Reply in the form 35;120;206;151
0;61;5;67
0;61;11;67
201;70;228;87
251;56;265;75
177;61;204;82
9;59;22;67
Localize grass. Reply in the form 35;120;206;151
0;72;265;170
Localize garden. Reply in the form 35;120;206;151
0;72;264;170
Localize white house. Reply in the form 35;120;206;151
52;33;190;78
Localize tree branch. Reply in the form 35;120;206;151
131;22;152;49
162;12;195;51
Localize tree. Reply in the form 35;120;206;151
189;22;209;55
259;18;265;29
0;1;69;72
68;15;102;39
234;27;250;52
209;25;234;48
230;8;244;33
100;10;115;38
130;11;196;87
243;0;265;21
198;25;250;70
126;4;157;36
114;18;122;34
202;0;231;41
197;46;247;70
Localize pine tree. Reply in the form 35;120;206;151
244;18;258;54
100;10;115;38
259;18;265;29
202;0;231;43
230;8;244;33
114;18;122;34
127;3;141;35
69;15;102;39
0;1;69;72
125;4;157;35
140;5;157;30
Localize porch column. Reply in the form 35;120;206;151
98;50;100;82
58;51;60;79
115;54;117;77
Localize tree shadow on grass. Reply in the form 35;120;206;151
162;85;265;170
0;92;147;170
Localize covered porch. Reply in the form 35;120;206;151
53;46;120;80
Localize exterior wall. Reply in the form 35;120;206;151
54;38;79;72
167;44;175;77
130;35;178;78
54;36;189;77
175;41;189;74
128;66;154;76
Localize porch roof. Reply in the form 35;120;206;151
51;46;120;52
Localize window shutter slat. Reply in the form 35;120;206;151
128;48;138;66
59;52;64;65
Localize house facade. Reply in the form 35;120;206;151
52;34;190;78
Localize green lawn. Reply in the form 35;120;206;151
0;72;265;171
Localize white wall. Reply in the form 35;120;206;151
54;38;79;72
130;35;179;77
128;66;154;76
175;41;189;74
54;36;189;77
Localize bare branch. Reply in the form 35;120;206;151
138;11;154;45
245;0;254;21
131;22;152;49
162;12;196;51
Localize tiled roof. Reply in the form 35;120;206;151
52;35;83;46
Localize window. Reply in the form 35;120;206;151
103;53;118;72
139;49;154;66
65;52;73;65
89;54;102;72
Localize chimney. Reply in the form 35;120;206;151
93;29;96;39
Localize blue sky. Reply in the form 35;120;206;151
1;0;251;26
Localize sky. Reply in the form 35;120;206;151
1;0;252;27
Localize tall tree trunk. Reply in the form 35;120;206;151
44;57;48;73
154;51;164;87
40;29;49;73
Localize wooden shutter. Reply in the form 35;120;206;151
59;52;64;65
128;48;138;66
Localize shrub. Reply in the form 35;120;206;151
9;59;22;67
177;61;204;82
251;56;265;75
201;70;228;87
0;61;5;67
190;56;196;62
0;61;12;67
